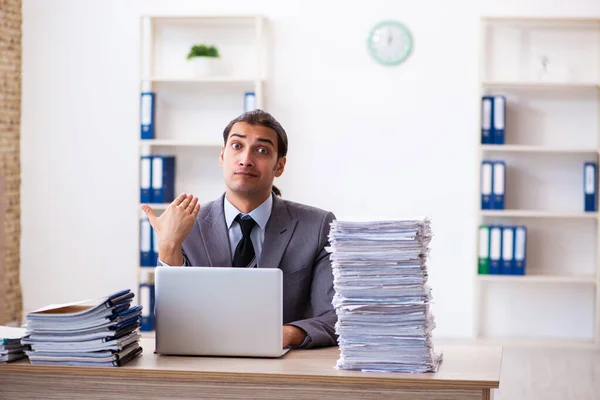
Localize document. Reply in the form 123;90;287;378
22;289;143;367
327;219;443;373
0;325;28;363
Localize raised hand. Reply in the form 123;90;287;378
141;193;200;265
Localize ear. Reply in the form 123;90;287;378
219;146;224;167
274;156;286;177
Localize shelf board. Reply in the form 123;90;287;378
148;77;262;83
472;336;597;349
481;145;599;154
139;203;169;210
482;81;599;89
482;16;600;23
144;15;261;21
481;210;598;219
140;139;222;147
477;274;597;284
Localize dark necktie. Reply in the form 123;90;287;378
233;214;257;268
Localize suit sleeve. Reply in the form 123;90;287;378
157;249;191;267
286;211;338;349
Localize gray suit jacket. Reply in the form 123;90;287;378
180;193;338;349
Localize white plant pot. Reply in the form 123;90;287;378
189;57;219;77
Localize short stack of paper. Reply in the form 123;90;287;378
22;289;143;367
0;326;29;363
328;219;443;373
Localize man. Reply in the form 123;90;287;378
141;109;338;349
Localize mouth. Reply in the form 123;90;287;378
235;171;259;178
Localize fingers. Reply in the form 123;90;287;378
172;193;187;207
140;204;157;227
171;193;198;216
179;194;193;210
192;203;200;218
186;196;199;213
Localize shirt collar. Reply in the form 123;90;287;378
224;193;273;231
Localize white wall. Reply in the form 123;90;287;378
20;0;600;339
21;0;142;309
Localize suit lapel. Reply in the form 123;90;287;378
259;195;298;270
199;194;233;267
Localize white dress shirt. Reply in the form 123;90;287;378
223;193;272;264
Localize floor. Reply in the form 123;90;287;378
493;345;600;400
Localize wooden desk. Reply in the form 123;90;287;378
0;338;501;400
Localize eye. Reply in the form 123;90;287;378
257;147;268;155
231;142;242;150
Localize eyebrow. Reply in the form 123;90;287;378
230;133;275;147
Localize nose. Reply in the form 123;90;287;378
238;149;254;168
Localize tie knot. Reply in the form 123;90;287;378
236;214;256;237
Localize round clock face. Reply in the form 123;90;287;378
367;20;413;66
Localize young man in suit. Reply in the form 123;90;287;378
141;110;337;349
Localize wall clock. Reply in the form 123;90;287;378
367;20;413;66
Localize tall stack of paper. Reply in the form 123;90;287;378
328;219;443;373
22;289;143;367
0;326;29;363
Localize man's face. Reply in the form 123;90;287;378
220;122;286;197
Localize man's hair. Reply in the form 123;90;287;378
222;109;288;158
272;185;282;197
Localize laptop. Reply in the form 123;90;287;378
154;266;290;358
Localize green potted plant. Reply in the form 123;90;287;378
187;44;220;77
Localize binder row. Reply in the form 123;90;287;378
140;155;176;204
140;91;257;140
479;225;527;275
481;95;505;144
140;217;159;267
481;161;598;212
480;160;505;210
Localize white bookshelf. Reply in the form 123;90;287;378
136;14;269;314
475;17;600;348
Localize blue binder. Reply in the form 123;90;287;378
140;92;156;139
492;161;506;210
152;227;159;266
488;225;502;274
481;96;493;144
584;162;597;212
151;155;176;203
244;92;256;112
139;283;155;332
481;161;494;209
501;226;515;275
492;95;505;144
513;226;527;275
140;156;152;203
140;218;153;267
